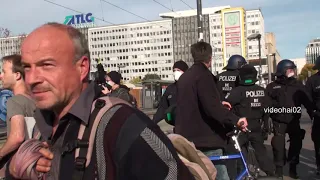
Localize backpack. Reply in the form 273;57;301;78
164;104;217;180
167;134;217;180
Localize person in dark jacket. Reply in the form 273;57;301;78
225;64;275;177
216;55;247;100
103;71;134;104
216;55;247;178
153;60;189;124
305;56;320;175
266;59;314;179
175;41;248;180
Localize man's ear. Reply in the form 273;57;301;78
77;56;90;81
15;72;22;81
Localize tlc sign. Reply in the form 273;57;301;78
64;13;95;25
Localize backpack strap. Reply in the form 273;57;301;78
72;96;131;180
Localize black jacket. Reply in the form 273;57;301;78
153;83;177;124
175;62;239;149
306;72;320;115
226;84;270;131
216;70;240;100
266;77;314;123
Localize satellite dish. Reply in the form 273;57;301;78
0;89;13;122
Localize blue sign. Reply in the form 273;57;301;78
0;89;13;122
64;13;95;25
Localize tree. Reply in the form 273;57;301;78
298;64;318;81
0;28;10;38
142;74;161;81
130;77;142;84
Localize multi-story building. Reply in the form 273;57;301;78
265;32;282;72
0;35;27;76
209;8;267;74
88;20;174;81
161;7;267;74
160;6;229;72
306;38;320;64
0;35;26;59
78;27;89;43
246;9;266;60
171;15;210;68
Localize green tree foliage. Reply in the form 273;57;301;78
298;64;318;81
142;74;161;81
129;77;142;84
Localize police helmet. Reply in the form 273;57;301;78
223;55;247;70
275;59;296;76
313;56;320;70
238;64;258;85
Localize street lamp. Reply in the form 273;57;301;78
268;53;276;84
248;33;262;85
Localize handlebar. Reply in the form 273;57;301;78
239;121;251;132
226;121;251;137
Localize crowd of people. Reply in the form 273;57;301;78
0;22;317;180
154;42;320;179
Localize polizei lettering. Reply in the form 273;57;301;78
219;76;237;81
246;90;265;98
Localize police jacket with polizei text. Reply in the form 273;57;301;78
266;77;314;123
305;72;320;115
226;84;270;131
153;83;177;124
175;62;239;150
216;70;240;100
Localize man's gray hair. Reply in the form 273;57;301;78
45;22;90;63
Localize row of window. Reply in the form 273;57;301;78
308;43;320;47
91;51;172;59
91;38;171;46
250;21;260;26
119;67;173;74
91;45;172;54
91;60;173;68
90;30;172;40
211;18;222;23
90;25;170;35
247;14;260;18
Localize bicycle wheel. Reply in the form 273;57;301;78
246;144;259;174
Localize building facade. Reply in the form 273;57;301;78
171;15;210;68
0;35;26;59
78;27;89;44
306;38;320;64
265;32;282;72
0;35;26;78
209;8;266;74
88;20;174;81
291;58;306;74
161;7;266;75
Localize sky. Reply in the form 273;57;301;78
1;0;319;59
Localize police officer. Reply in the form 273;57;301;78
225;64;275;176
152;60;189;124
216;55;247;100
305;56;320;175
218;55;247;179
266;59;314;179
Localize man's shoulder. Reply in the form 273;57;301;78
10;94;33;103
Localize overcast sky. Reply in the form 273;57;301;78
1;0;318;59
